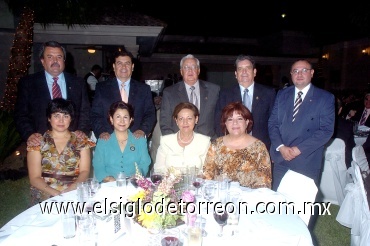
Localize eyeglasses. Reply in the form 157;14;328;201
182;65;199;71
290;68;312;75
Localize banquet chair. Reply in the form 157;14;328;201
337;161;370;246
352;145;370;179
319;138;347;205
277;170;318;226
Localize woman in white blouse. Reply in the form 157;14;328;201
154;102;211;173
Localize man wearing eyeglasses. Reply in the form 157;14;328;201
268;59;335;191
160;54;220;140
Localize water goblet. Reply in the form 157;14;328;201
203;183;215;202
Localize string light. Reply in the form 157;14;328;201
0;7;34;112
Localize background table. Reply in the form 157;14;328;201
0;182;313;246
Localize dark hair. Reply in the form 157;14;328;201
39;41;66;60
113;50;134;62
108;101;134;125
221;102;253;134
91;64;102;71
291;59;313;70
172;102;199;119
235;55;256;69
46;98;75;130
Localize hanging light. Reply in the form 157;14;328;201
87;48;96;54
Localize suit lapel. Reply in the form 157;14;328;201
282;87;295;122
177;82;190;102
252;84;261;111
294;85;315;123
128;79;137;104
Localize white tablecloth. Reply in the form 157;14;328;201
0;182;313;246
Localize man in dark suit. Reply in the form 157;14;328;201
215;55;276;149
268;59;335;190
14;41;91;145
160;54;220;140
91;50;156;140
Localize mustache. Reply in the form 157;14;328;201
51;62;60;67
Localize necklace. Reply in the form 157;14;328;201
118;138;128;144
177;131;194;144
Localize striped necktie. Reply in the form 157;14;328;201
360;109;368;125
292;91;303;122
52;77;62;99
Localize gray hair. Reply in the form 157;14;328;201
180;54;200;69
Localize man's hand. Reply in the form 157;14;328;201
74;130;87;139
27;133;43;147
133;129;145;139
99;132;111;141
279;146;297;161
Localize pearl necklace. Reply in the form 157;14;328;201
177;131;194;144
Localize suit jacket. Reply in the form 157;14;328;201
91;78;156;137
351;107;370;127
160;80;220;140
14;71;91;141
215;83;276;149
268;85;335;176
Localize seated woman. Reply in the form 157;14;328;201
154;102;211;173
27;98;95;206
203;101;271;188
93;101;151;182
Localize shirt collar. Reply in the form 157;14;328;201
239;82;255;95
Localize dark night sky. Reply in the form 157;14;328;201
138;2;369;45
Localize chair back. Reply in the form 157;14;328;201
352;145;370;178
319;138;347;205
277;170;318;226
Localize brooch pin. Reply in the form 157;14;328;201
130;145;135;151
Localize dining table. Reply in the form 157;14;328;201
0;180;313;246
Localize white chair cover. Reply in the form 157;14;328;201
336;161;370;246
352;145;370;178
319;138;347;205
277;170;318;226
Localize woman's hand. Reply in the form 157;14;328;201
102;176;115;183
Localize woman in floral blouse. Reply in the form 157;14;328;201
203;102;271;188
27;98;95;205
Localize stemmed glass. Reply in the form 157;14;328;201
192;177;204;198
203;183;215;202
150;169;163;185
213;205;228;237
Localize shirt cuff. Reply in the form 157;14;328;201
276;144;284;151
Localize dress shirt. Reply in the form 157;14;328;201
45;72;67;99
294;84;311;102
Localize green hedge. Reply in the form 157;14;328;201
0;110;21;163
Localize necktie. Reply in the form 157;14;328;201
52;77;62;99
243;88;252;111
292;91;303;122
120;82;128;103
190;86;198;109
360;109;368;125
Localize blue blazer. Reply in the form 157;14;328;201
268;85;335;176
215;83;276;149
14;71;91;141
91;78;156;137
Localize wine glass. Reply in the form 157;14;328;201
150;169;163;185
192;177;204;198
213;207;228;237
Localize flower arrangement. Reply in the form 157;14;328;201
129;164;195;230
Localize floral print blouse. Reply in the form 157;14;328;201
27;131;95;204
203;137;272;189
